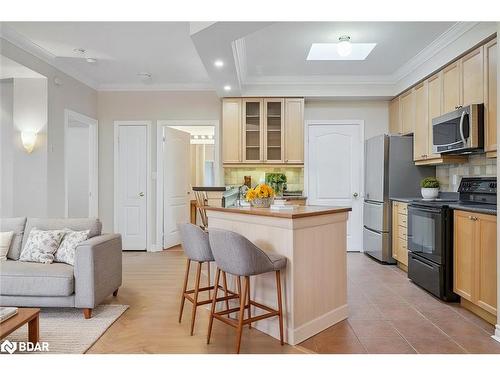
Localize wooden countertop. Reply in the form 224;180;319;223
204;205;351;219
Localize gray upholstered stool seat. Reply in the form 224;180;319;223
207;228;286;353
177;223;236;336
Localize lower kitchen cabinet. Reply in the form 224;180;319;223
392;201;408;270
453;210;497;322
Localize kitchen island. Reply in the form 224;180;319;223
205;205;351;345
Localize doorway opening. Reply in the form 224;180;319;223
64;110;98;218
156;120;220;249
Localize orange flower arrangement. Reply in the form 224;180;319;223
245;183;275;202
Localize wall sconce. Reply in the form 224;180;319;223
21;131;37;153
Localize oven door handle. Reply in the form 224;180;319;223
459;110;466;146
409;207;442;214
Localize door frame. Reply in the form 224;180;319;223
113;120;153;251
304;119;365;251
156;119;220;249
64;109;98;218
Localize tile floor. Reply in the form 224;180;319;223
298;253;500;354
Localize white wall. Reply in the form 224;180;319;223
66;125;90;217
304;100;389;139
97;90;221;237
0;79;14;216
1;38;98;217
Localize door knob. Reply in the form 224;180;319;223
353;192;359;198
138;192;144;197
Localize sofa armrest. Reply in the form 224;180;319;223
74;234;122;308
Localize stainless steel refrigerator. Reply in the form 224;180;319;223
363;134;434;263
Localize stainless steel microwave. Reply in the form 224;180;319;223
432;104;484;154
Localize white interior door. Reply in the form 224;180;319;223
117;125;148;250
307;122;363;251
163;127;191;249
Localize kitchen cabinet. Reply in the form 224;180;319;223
400;90;415;135
264;98;284;163
442;61;461;114
284;98;305;163
413;82;428;161
389;97;402;134
392;201;408;270
461;46;484;107
454;210;497;321
222;98;242;163
222;97;304;165
243;98;264;162
485;39;497;157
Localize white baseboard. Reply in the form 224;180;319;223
148;244;163;252
292;304;349;345
492;324;500;343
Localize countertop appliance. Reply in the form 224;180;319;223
432;104;484;154
407;177;497;301
363;134;435;263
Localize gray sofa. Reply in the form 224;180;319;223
0;217;122;319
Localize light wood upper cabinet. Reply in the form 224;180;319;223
413;82;428;161
284;98;304;163
485;39;497;156
454;210;497;316
222;98;242;163
427;73;442;159
389;97;402;134
442;61;461;113
461;46;484;107
242;99;264;162
222;97;304;165
264;98;284;163
400;90;415;134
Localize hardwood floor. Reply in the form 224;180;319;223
87;247;300;354
88;250;500;354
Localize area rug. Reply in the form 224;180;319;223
4;304;128;354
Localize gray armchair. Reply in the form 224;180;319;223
0;218;123;319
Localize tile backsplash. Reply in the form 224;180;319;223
436;154;497;192
224;167;304;192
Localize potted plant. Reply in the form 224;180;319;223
245;183;275;208
421;177;440;200
265;173;287;197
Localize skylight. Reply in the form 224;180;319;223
307;43;377;61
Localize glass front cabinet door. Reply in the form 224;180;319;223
264;98;284;163
242;99;263;162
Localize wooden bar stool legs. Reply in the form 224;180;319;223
207;268;285;353
179;259;236;336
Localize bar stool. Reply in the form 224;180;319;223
207;228;286;354
178;224;237;335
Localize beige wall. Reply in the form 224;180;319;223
304;100;389;139
1;38;98;217
97;90;221;234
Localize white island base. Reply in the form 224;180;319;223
206;205;350;345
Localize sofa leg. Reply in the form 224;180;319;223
113;288;119;297
83;308;92;319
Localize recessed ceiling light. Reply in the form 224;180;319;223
86;58;97;63
214;60;224;68
307;41;376;61
223;85;231;91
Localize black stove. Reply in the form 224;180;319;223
407;177;496;301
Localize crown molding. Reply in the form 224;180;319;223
232;37;247;88
392;22;479;83
0;24;99;90
245;74;395;85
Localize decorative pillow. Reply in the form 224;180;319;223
54;228;90;265
19;228;66;264
0;231;14;261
